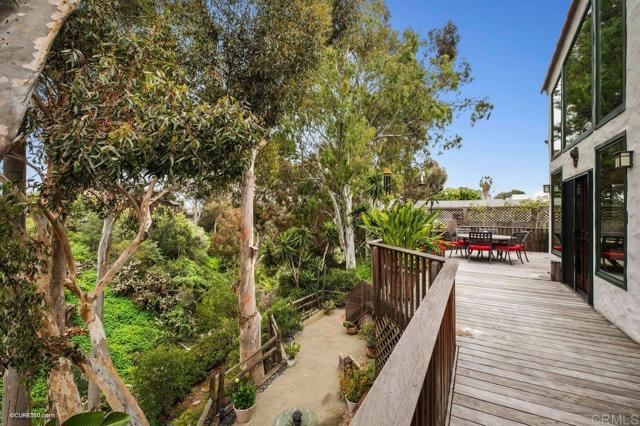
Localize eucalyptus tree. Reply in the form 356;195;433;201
296;2;492;269
171;0;331;382
479;176;494;200
1;1;259;424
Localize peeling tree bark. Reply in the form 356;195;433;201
1;140;32;426
0;0;80;160
327;186;357;270
238;147;265;384
47;237;82;423
87;215;115;411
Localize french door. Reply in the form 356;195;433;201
561;171;593;305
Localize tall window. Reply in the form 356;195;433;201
551;79;562;157
597;0;625;122
551;171;563;254
596;136;626;287
564;5;593;147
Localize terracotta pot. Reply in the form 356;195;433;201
234;404;256;423
287;358;297;367
345;397;357;414
347;326;357;335
366;346;376;359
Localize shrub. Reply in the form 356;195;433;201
133;345;196;426
323;268;361;294
196;277;238;333
189;327;235;377
359;320;376;348
264;298;302;338
361;203;444;253
284;341;301;360
231;379;256;410
149;211;208;260
322;300;336;314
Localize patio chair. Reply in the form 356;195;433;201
446;230;467;258
495;232;527;265
467;232;494;263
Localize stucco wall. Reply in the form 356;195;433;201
545;0;640;343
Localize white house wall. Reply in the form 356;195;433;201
546;0;640;343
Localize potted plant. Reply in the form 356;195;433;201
284;341;301;367
359;320;376;359
340;369;364;414
342;321;357;335
323;299;336;315
232;378;257;423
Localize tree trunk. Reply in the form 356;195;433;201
342;185;356;270
87;215;115;410
1;141;32;426
0;0;80;160
47;236;83;422
1;369;31;426
78;302;149;426
237;148;265;384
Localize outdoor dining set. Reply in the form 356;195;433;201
444;227;531;265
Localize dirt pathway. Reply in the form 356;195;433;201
236;309;368;426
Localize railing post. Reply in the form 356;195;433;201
372;245;379;316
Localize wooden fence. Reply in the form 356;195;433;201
345;280;373;324
351;260;459;426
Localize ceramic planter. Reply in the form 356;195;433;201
234;404;256;423
366;346;376;359
347;326;357;335
345;397;357;414
287;358;297;367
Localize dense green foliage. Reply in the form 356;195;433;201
361;203;444;253
434;187;482;200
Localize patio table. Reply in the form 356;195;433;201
455;233;511;242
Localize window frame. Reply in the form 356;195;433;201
550;77;563;160
550;168;563;256
562;1;595;151
594;0;626;128
595;132;628;289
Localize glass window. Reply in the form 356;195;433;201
551;79;562;156
596;137;626;286
564;5;593;146
597;0;624;121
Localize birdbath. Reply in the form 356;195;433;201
274;408;319;426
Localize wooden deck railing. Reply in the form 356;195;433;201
369;241;446;370
351;259;459;426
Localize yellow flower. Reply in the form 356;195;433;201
235;378;240;384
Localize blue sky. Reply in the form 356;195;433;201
385;0;571;196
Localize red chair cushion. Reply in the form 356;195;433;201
553;245;562;252
497;245;524;251
450;240;465;247
468;244;492;251
603;250;624;260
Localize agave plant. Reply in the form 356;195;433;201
361;203;444;253
46;412;129;426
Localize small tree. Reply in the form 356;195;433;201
479;176;494;200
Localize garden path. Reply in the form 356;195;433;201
236;309;368;426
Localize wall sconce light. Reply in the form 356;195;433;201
543;184;550;193
383;168;392;194
614;151;634;169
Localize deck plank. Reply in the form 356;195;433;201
450;252;640;425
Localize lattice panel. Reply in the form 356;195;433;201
375;316;402;375
435;206;549;228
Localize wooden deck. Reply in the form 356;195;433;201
450;252;640;426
